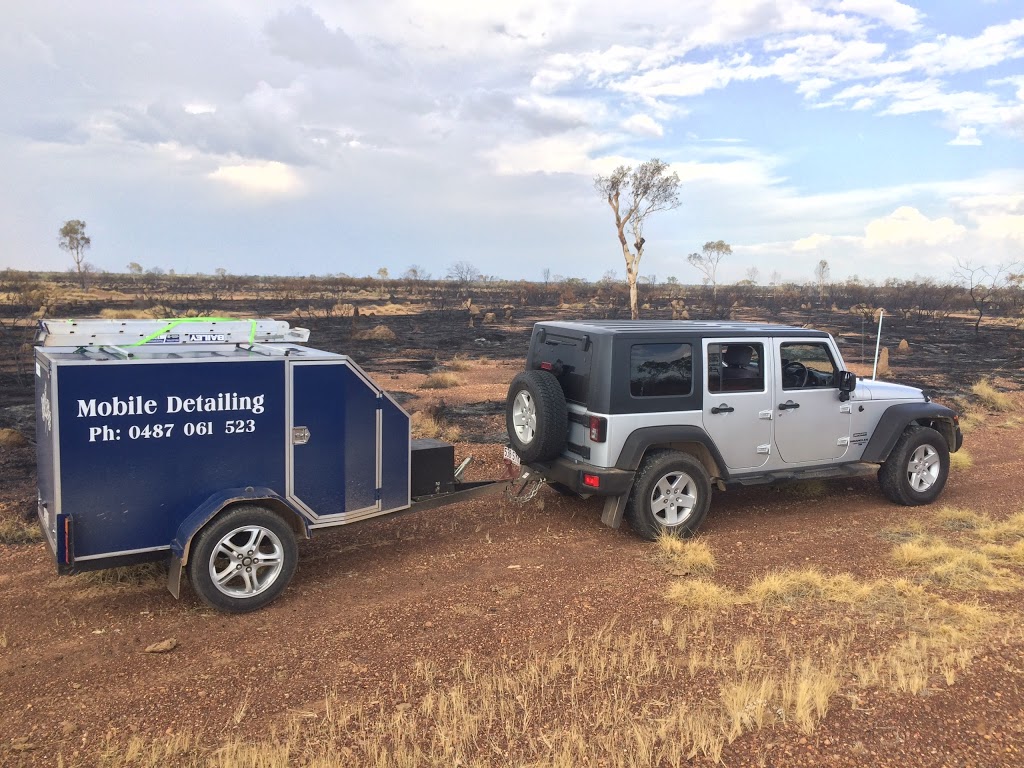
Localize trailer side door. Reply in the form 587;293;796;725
289;360;379;519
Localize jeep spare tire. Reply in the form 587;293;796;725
506;369;567;463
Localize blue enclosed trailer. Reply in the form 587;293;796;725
34;318;510;612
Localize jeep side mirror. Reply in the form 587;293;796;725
838;370;857;401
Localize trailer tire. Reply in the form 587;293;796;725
506;370;567;463
188;505;298;613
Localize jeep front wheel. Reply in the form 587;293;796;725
627;451;712;541
878;426;950;505
505;370;567;463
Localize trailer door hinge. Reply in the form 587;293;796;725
839;404;852;413
756;444;771;454
758;410;773;420
292;426;310;445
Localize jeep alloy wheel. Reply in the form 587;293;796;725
627;450;712;540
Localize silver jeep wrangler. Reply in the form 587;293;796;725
505;321;963;540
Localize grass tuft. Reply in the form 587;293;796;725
666;580;737;612
971;379;1013;411
73;563;165;589
421;372;463;390
354;325;398;342
949;450;973;470
976;513;1024;544
0;517;44;545
410;411;461;442
892;536;1020;591
0;428;28;448
933;506;987;531
656;535;716;576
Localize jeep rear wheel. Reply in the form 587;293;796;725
878;425;950;506
627;451;712;541
505;370;567;463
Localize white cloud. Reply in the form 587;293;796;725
837;0;921;32
208;160;303;197
622;113;663;137
864;206;966;247
948;126;982;146
974;214;1024;241
793;233;833;251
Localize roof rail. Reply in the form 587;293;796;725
36;318;311;347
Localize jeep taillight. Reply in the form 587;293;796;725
539;361;553;371
589;415;607;443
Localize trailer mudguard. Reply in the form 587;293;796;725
860;403;960;463
167;487;309;598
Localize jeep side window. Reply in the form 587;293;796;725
707;343;764;393
630;343;693;397
780;342;838;389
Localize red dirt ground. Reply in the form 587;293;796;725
1;311;1023;766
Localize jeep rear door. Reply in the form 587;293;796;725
701;339;773;470
772;339;852;464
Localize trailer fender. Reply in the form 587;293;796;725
167;487;308;599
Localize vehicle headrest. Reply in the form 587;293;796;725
723;345;754;367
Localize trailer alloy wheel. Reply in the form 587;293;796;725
505;369;567;463
188;505;298;613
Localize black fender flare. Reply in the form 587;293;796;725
614;425;730;480
861;403;959;463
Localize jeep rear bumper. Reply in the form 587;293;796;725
528;457;635;497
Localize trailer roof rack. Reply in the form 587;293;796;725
36;318;310;347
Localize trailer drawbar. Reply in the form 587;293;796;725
34;318;531;613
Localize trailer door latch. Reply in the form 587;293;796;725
292;426;310;445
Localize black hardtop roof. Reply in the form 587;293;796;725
536;320;830;339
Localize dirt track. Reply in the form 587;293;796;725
2;309;1024;766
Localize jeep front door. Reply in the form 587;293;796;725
773;340;852;464
701;340;773;470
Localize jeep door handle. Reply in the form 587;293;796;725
710;403;734;414
778;401;800;411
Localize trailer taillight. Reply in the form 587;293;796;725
589;415;607;443
539;361;553;371
582;473;601;488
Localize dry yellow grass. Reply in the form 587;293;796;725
354;325;397;342
666;579;737;611
410;411;461;442
0;517;43;545
957;411;985;433
949;450;974;470
72;563;165;590
0;428;28;448
933;506;987;531
98;308;156;319
110;554;1007;768
446;355;476;371
421;372;463;389
878;518;927;543
976;512;1024;544
360;303;411;316
656;534;716;576
971;379;1013;411
892;536;1021;591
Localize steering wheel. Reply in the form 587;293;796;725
783;361;809;388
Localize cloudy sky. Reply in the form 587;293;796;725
2;0;1022;284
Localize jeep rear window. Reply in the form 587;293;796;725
537;333;590;405
630;343;693;397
